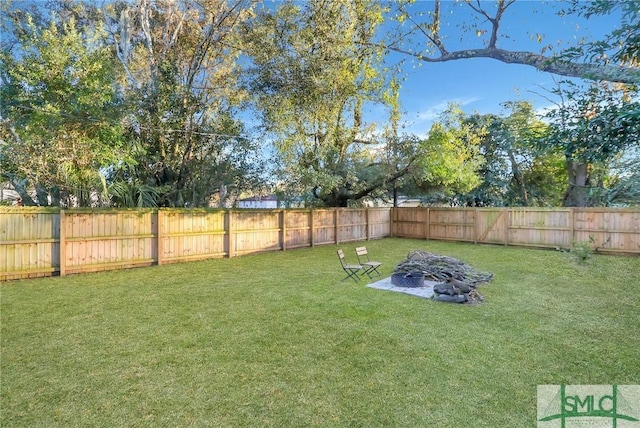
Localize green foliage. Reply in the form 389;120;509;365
2;0;637;210
561;0;640;67
1;0;264;208
597;151;640;206
571;237;595;264
415;112;483;193
106;181;160;208
542;82;640;206
0;7;126;206
243;0;391;206
100;0;259;207
549;84;639;164
436;103;565;207
374;104;486;206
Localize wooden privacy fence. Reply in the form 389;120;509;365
2;207;639;281
0;207;391;281
392;207;640;255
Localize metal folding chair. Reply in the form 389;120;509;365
337;249;363;282
355;246;382;278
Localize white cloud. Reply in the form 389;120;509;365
402;96;482;137
415;96;481;121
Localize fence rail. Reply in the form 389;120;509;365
2;206;638;281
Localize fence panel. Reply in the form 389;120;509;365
160;209;226;263
0;208;59;280
62;210;156;275
429;208;476;242
337;208;367;243
313;210;337;245
284;210;312;249
573;209;640;254
508;209;571;248
475;209;506;244
392;207;639;254
392;207;429;238
368;208;392;239
232;210;281;255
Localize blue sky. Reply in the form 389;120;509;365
379;0;622;136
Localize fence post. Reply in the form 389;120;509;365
390;208;395;237
474;208;478;244
59;209;66;277
310;209;315;247
280;210;287;251
425;208;430;240
504;208;510;246
227;209;235;258
569;208;575;248
365;208;370;240
157;210;164;265
335;209;339;244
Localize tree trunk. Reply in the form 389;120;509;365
316;188;350;207
35;184;50;207
564;158;590;207
507;149;529;206
9;178;37;206
393;179;399;207
219;184;228;208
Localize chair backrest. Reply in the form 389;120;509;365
355;247;369;262
337;249;347;267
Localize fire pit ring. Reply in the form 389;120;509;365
391;272;425;288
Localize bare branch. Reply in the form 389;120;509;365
391;0;639;84
428;0;447;55
464;0;515;48
399;1;446;55
465;0;493;22
387;46;640;85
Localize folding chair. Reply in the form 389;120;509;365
355;246;382;278
337;249;363;282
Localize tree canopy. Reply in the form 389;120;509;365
1;9;125;206
542;82;640;206
102;0;261;207
1;0;638;208
242;0;392;207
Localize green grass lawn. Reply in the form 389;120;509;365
2;238;639;427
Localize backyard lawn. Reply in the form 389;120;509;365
1;238;639;427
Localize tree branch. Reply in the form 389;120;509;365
427;0;447;55
349;155;418;201
390;0;638;84
387;46;640;85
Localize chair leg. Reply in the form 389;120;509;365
361;265;381;278
342;269;361;282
